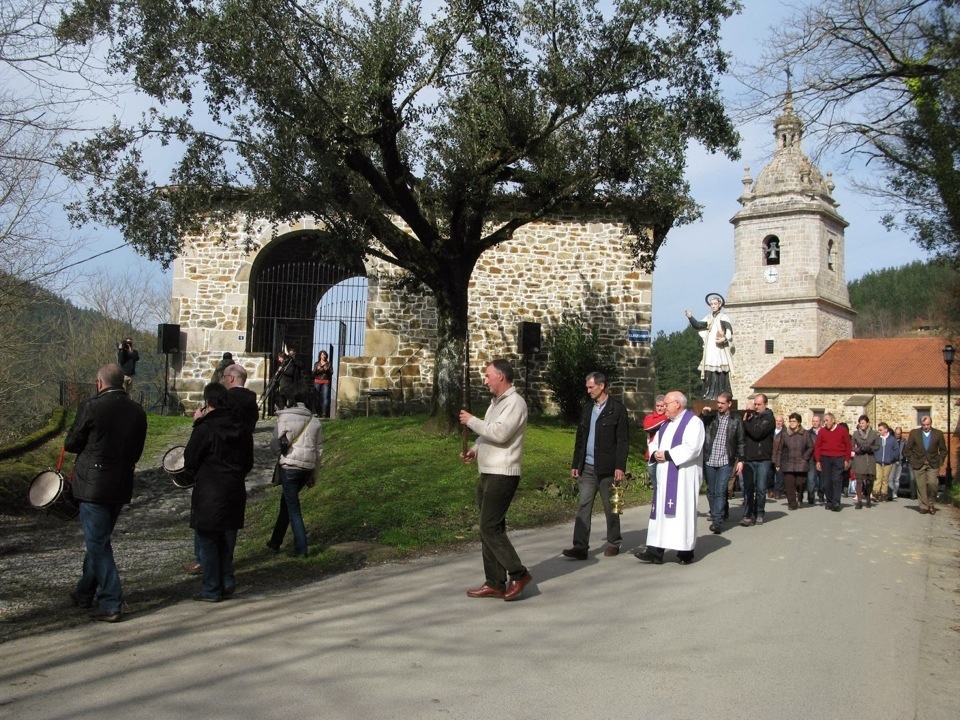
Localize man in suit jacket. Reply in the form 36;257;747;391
904;415;947;515
563;371;629;559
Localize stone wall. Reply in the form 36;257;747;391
760;390;956;433
727;300;854;404
170;212;654;416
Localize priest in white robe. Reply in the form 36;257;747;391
635;391;704;565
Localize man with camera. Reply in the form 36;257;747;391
116;338;140;394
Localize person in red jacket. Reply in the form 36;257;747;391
642;396;667;489
814;412;852;512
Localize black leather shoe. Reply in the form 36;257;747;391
709;522;721;534
633;549;663;564
561;547;588;560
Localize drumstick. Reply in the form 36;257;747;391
56;447;65;471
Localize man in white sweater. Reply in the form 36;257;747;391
459;359;533;601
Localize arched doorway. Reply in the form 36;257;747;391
247;231;367;415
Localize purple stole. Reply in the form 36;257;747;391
650;410;694;520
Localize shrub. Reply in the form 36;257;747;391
544;319;620;423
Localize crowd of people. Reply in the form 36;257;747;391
638;392;950;550
63;357;324;621
61;349;949;617
564;384;950;570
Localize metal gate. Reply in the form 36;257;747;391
250;259;368;414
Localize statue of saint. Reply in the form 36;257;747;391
684;293;734;400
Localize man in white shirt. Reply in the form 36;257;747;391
459;360;532;601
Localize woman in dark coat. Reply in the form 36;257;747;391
184;383;253;602
774;413;814;510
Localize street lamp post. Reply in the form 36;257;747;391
944;344;955;487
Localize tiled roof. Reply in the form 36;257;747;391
754;337;960;390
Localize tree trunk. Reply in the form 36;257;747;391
427;277;471;433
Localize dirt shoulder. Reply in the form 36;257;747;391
0;422;281;643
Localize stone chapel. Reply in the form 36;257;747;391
726;93;855;402
167;208;655;416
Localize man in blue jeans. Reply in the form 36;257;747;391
65;364;147;622
701;392;744;534
741;393;775;526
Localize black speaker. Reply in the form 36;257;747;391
518;321;541;355
158;323;180;354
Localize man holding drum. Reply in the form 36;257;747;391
65;364;147;622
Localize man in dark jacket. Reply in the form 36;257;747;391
276;351;299;410
65;363;147;622
221;363;259;435
184;383;253;602
562;371;629;559
741;393;775;526
701;391;744;534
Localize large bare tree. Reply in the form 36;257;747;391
739;0;960;266
0;0;117;441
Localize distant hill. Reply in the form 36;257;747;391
848;260;959;337
0;272;164;444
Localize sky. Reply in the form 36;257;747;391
59;0;930;334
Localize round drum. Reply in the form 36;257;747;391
162;446;193;488
28;471;79;521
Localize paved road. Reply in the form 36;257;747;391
2;497;958;720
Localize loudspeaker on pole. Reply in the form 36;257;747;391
157;323;181;354
518;321;541;355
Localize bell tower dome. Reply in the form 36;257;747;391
725;92;855;402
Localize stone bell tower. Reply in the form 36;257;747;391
725;92;855;402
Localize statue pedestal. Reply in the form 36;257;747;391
693;398;738;417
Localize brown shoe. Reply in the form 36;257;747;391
182;561;202;575
930;506;937;515
503;573;532;601
466;584;505;599
604;546;620;557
